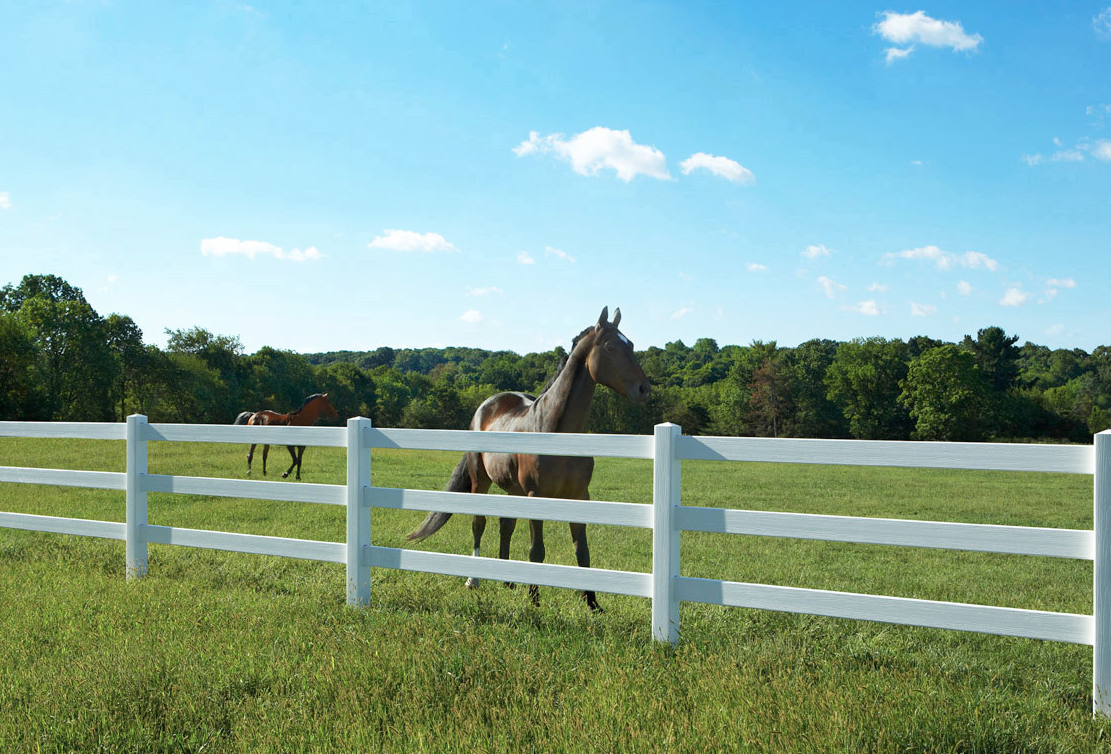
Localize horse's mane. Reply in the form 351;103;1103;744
538;326;594;396
293;393;327;414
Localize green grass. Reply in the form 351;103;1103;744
1;436;1108;752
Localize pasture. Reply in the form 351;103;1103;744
1;435;1108;752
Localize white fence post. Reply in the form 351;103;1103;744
125;414;148;580
1095;430;1111;717
653;422;681;644
347;417;372;606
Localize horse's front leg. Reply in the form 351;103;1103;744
570;520;602;613
527;516;546;608
281;445;302;479
499;516;517;590
261;445;270;476
246;444;256;476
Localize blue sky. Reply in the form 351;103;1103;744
1;1;1109;355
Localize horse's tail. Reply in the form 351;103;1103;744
233;411;254;425
406;455;471;542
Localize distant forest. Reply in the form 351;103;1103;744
3;273;1110;443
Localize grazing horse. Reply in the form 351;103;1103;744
234;393;339;480
407;307;650;612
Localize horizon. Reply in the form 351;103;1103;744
2;2;1109;355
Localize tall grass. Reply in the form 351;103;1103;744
0;436;1107;752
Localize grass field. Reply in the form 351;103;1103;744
1;435;1108;752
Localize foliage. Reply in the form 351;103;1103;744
4;273;1111;444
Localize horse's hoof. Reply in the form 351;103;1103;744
465;577;480;589
503;581;516;590
281;472;289;479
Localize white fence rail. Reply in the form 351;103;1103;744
0;416;1108;716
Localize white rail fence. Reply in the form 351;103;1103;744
1;416;1109;716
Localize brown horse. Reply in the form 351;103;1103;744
407;307;650;612
234;393;339;480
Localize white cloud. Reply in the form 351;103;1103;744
747;263;768;272
910;302;937;317
1000;287;1029;307
910;159;923;166
1041;277;1077;303
885;46;915;64
868;282;890;292
467;286;503;297
873;11;983;62
679;152;755;184
1053;149;1085;162
802;244;833;259
1022;154;1044;166
460;310;484;324
367;229;458;253
513;127;670;182
846;300;881;316
544;246;576;263
1096;6;1111;38
957;280;973;295
517;251;536;265
672;306;693;319
0;192;10;210
200;237;322;261
883;245;1000;272
816;276;847;298
1094;140;1111;161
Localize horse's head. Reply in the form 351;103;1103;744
585;306;651;404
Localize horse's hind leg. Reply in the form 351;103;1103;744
464;516;487;589
261;445;270;475
462;453;493;588
498;516;518;590
570;521;602;613
247;444;256;476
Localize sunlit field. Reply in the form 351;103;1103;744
1;435;1106;752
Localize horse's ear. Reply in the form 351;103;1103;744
612;308;621;328
597;306;609;326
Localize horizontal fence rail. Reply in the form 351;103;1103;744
1;417;1109;717
677;505;1095;560
679;435;1095;474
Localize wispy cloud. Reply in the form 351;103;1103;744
868;282;890;292
467;286;503;297
846;300;881;316
883;245;1000;272
802;244;833;259
816;275;847;298
957;280;973;295
544;246;576;263
679;152;755;184
514;127;670;181
0;192;10;210
517;251;535;265
910;302;937;317
1041;277;1077;302
367;229;458;253
1000;287;1029;307
672;306;693;319
200;237;323;261
1096;6;1111;39
460;310;484;324
747;263;768;272
874;10;983;63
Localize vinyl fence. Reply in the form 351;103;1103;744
2;416;1109;716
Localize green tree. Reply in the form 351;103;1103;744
899;345;989;440
0;312;42;419
826;337;912;440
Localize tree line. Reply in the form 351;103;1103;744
3;273;1110;443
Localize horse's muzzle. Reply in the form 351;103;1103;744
630;381;651;404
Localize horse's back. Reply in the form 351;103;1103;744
233;411;254;425
473;391;593;498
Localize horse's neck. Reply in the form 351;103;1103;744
533;336;596;433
